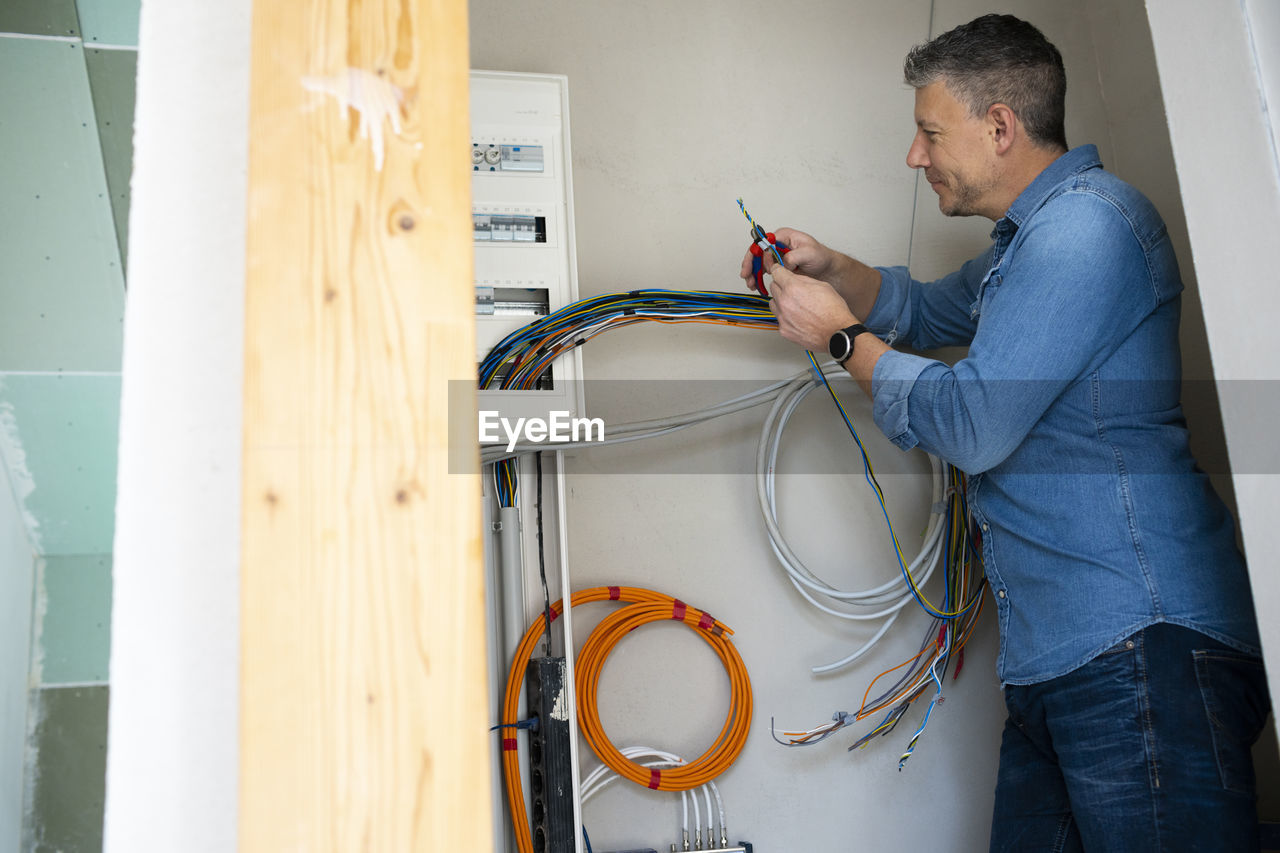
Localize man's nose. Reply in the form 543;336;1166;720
906;136;929;170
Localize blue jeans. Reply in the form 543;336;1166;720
990;622;1270;852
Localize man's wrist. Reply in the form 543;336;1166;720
828;322;872;365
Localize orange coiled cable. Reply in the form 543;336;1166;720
501;586;753;853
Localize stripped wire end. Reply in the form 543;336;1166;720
847;701;910;752
736;197;785;265
897;689;945;771
897;734;922;771
770;712;853;747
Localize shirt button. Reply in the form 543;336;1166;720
997;589;1007;599
982;523;990;532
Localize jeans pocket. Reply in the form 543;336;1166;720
1193;648;1270;794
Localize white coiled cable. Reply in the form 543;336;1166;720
755;365;947;673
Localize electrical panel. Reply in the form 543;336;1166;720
474;71;585;853
472;71;584;421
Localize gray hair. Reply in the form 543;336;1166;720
904;14;1068;151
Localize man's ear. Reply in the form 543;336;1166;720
988;103;1017;155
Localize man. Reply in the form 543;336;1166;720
745;14;1269;852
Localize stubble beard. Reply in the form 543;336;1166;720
938;165;999;218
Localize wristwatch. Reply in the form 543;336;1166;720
828;323;870;365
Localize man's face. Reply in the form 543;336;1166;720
907;81;999;218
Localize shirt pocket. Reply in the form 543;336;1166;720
970;265;1004;321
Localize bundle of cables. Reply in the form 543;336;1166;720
481;289;775;513
770;463;986;768
479;289;776;390
501;586;752;853
480;289;985;769
581;746;728;853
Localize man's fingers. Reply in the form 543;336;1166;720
766;263;792;292
773;227;813;251
773;227;801;244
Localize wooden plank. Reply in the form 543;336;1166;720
240;0;490;849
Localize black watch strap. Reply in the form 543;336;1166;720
829;323;870;365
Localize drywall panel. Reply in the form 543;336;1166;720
0;1;80;38
83;46;137;271
471;2;1009;851
0;375;120;556
102;0;250;849
74;0;140;47
23;685;109;853
1145;0;1280;718
0;38;124;373
0;469;35;851
39;555;112;685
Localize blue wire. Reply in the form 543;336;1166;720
805;351;964;620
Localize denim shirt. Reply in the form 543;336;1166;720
864;145;1260;685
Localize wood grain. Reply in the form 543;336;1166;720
240;0;490;849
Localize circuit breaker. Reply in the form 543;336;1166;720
472;71;584;424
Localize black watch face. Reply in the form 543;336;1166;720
829;331;849;362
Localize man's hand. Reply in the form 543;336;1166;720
739;227;840;293
766;264;859;352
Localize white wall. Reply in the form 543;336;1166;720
470;3;1136;850
102;1;250;850
0;465;34;853
1245;0;1280;163
1146;0;1280;718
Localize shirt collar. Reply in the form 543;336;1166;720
999;144;1102;232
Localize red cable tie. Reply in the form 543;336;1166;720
671;600;687;622
954;647;966;680
697;612;715;631
936;625;947;649
648;769;662;790
608;586;621;601
503;738;518;752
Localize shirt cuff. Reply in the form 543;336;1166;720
871;350;939;452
